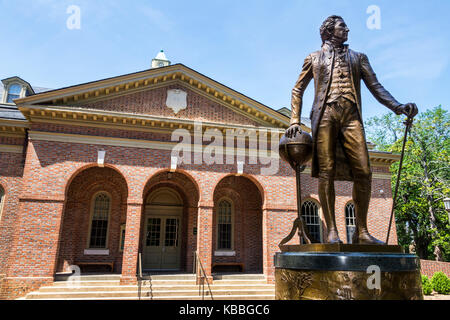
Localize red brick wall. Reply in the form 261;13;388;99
57;166;128;273
212;175;263;272
0;154;24;274
420;260;450;278
74;84;261;127
0;135;26;299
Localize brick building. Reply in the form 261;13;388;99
0;53;399;299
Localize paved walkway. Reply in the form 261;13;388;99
424;293;450;300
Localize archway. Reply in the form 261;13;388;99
212;175;263;273
57;166;128;273
141;170;199;272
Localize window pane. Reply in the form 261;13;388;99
146;218;161;246
7;94;20;103
89;193;110;248
120;226;126;251
301;200;321;243
345;203;356;243
217;200;232;249
164;218;179;247
8;84;22;95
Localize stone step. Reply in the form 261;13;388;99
212;274;266;280
210;279;268;285
24;294;275;300
23;273;272;300
39;283;274;293
142;274;197;280
51;280;121;287
55;274;122;281
26;288;275;299
49;279;269;288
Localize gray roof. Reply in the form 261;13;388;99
0;84;52;121
32;86;53;94
0;104;26;120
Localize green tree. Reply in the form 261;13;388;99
366;106;450;261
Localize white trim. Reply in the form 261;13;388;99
28;131;281;159
0;144;22;154
25;105;286;133
83;249;110;256
214;250;236;257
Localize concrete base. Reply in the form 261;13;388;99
274;245;423;300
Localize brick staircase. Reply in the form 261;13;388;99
20;273;275;300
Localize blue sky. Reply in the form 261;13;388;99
0;0;449;120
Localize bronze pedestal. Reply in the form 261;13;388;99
274;245;423;300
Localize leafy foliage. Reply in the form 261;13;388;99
421;275;433;295
366;106;450;261
431;272;450;294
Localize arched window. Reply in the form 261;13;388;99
6;84;22;103
0;185;4;221
217;199;233;250
345;202;356;244
301;200;322;243
88;192;111;249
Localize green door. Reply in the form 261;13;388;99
143;208;182;270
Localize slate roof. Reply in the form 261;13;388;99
0;85;52;121
0;104;26;120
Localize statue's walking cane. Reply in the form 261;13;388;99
385;116;414;244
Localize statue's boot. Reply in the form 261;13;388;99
352;231;385;245
352;177;385;245
319;177;342;244
327;229;343;244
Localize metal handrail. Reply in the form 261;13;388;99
194;251;213;300
137;252;142;300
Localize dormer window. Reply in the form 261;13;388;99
1;77;35;104
6;84;22;103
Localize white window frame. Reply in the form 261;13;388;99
0;185;5;222
345;202;356;244
119;224;126;252
301;199;323;243
216;198;234;251
86;191;112;250
5;83;23;103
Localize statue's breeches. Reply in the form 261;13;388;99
316;98;371;181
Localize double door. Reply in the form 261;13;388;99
142;206;182;270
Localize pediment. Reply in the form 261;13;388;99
16;64;290;129
68;83;264;127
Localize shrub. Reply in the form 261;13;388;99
431;272;450;294
421;275;433;295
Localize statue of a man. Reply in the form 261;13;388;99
286;15;418;244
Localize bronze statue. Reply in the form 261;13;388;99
286;15;418;245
